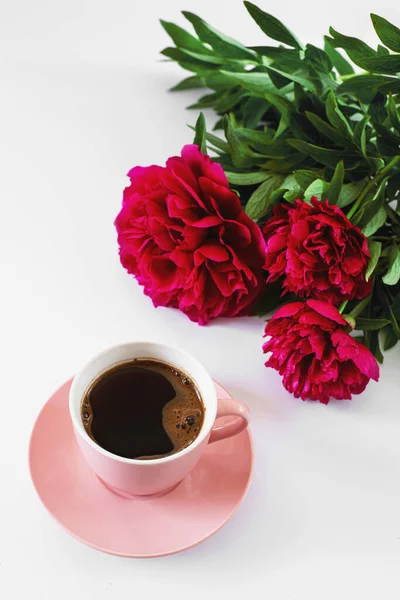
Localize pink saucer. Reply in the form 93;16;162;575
29;379;253;557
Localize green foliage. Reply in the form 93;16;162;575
382;245;400;285
245;174;285;219
193;112;207;154
355;318;391;330
371;14;400;53
366;241;382;281
165;3;400;352
244;2;303;50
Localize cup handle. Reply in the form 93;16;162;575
208;397;250;444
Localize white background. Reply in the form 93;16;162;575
1;0;400;598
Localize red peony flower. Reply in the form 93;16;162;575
263;300;379;403
115;145;266;324
262;197;372;305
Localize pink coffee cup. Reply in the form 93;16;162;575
69;342;249;497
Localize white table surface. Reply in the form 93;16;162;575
2;1;400;598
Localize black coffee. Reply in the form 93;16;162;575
81;359;205;459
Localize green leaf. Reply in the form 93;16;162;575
224;116;265;168
281;174;297;189
305;111;352;147
294;169;319;190
337;74;400;102
264;67;291;90
327;27;376;66
244;2;302;50
361;206;387;237
225;171;270;185
182;11;256;60
283;186;302;202
375;125;400;155
262;91;306;139
324;36;354;75
270;187;288;203
263;91;293;118
193;113;207;154
382;245;400;285
189;123;229;153
353;116;370;155
388;93;400;132
174;60;215;75
303;179;329;203
358;55;400;74
161;47;224;66
305;44;333;74
266;66;317;93
250;46;303;71
387;172;400;200
214;88;248;113
387;302;400;339
235;126;273;146
390;292;400;321
259;153;306;172
354;178;387;229
384;202;400;225
270;175;300;203
370;158;386;172
287;139;353;167
204;71;239;91
377;44;390;55
205;131;229;153
325;90;353;138
371;14;400;53
355;317;391;330
219;70;277;96
324;160;344;204
243;97;270;129
365;240;382;281
348;294;372;319
245;174;285;219
169;75;205;91
336;179;367;208
368;92;387;123
370;330;384;363
160;20;211;54
383;326;399;351
187;91;221;109
236;131;292;156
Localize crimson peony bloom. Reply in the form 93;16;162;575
262;197;372;305
263;300;379;403
115;145;266;324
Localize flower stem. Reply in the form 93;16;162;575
348;294;372;319
338;300;348;314
346;155;400;221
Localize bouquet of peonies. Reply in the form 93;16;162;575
115;3;400;404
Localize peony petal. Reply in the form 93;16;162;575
181;144;229;188
126;165;164;194
331;330;380;381
199;177;242;219
116;145;266;325
306;299;348;325
266;232;289;253
170;248;193;269
194;243;230;264
269;302;305;320
149;256;181;292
